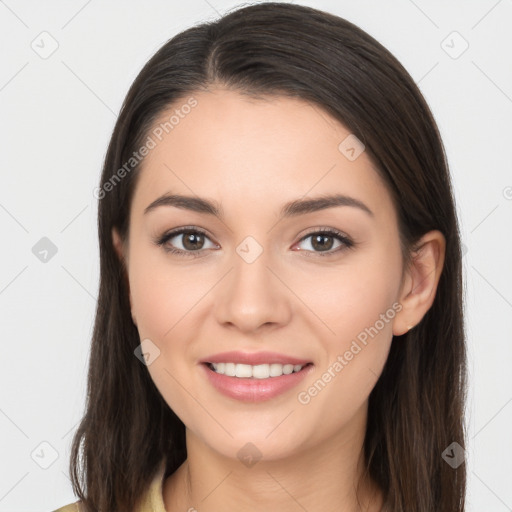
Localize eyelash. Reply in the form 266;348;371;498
154;226;355;259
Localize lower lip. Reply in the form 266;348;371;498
200;363;314;402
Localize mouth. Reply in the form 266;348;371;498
204;361;313;379
200;361;315;402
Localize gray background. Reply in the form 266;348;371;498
0;0;511;510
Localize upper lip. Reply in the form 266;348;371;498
200;351;312;366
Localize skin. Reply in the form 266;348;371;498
112;88;445;512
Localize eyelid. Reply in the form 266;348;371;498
154;225;218;257
154;225;354;257
293;227;354;257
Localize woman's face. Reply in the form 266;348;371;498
117;88;408;462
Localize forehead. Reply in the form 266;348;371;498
131;88;396;224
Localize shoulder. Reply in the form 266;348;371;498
51;500;82;512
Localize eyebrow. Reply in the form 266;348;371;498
144;192;374;219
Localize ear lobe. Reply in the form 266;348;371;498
112;227;124;264
392;230;446;336
111;227;137;326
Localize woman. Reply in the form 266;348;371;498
54;2;467;511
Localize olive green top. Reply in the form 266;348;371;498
52;461;167;512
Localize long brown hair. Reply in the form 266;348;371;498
69;3;467;510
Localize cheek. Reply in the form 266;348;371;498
295;248;400;396
128;256;202;423
128;253;202;340
295;252;401;347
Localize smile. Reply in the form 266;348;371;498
201;362;314;402
208;362;306;378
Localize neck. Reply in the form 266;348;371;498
163;403;383;512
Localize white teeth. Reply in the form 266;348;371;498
282;364;294;375
269;363;284;377
225;362;236;376
236;363;253;378
209;362;306;378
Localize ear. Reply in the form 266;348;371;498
112;226;125;264
112;227;137;326
393;230;446;336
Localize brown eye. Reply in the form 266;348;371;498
181;231;206;250
310;233;335;251
296;228;354;256
156;227;218;257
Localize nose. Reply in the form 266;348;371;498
213;246;292;334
